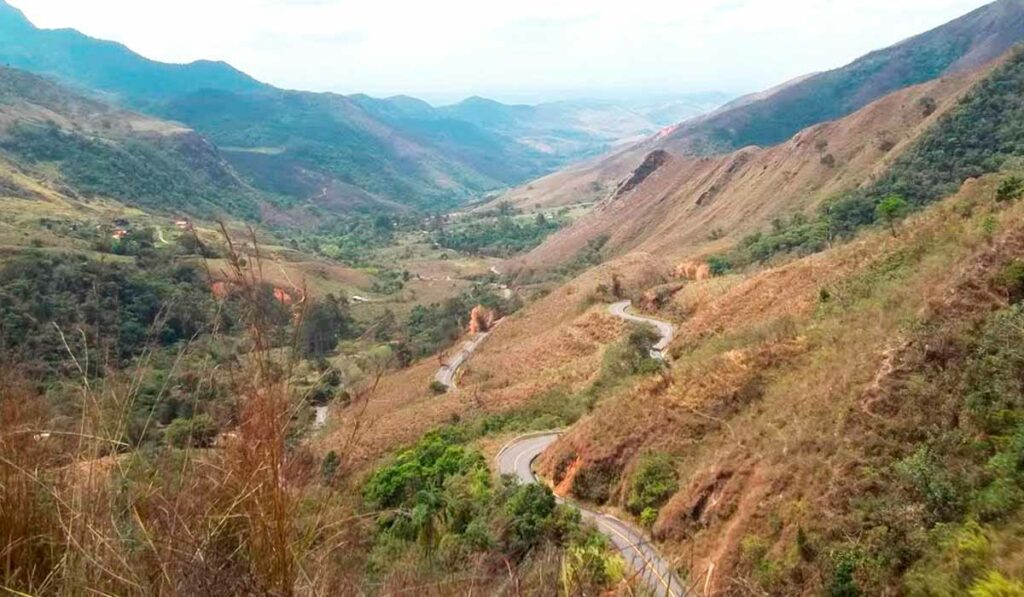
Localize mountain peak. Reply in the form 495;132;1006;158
0;0;35;32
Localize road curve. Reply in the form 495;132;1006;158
434;331;491;390
497;432;687;597
608;300;676;360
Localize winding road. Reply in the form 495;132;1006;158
609;300;675;359
493;303;682;594
497;432;687;596
433;300;674;391
429;299;684;590
433;330;492;390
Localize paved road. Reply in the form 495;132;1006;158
433;331;491;390
313;405;329;429
497;432;688;597
609;300;676;360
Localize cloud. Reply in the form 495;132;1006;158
11;0;993;102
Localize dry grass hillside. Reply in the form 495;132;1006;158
532;174;1024;594
320;252;668;469
508;63;994;272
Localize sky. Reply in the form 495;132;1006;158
13;0;994;104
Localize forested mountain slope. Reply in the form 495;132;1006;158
0;66;261;218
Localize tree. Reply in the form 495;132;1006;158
875;195;909;236
503;483;556;553
299;293;353;358
626;452;679;515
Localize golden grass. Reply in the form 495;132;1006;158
521;174;1024;593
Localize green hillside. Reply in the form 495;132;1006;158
0;66;262;219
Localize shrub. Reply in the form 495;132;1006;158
996;261;1024;304
919;96;938;117
996;176;1024;203
572;462;617;504
503;483;557;553
362;431;486;510
560;531;625;595
904;521;993;595
707;254;733;276
165;413;219;448
969;571;1024;596
429;380;449;395
830;551;863;597
626;452;679;515
964;306;1024;434
894;446;964;522
321;451;340;484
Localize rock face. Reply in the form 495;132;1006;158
675;261;711;281
613;149;670;199
469;305;495;333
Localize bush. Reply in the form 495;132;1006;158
996;176;1024;203
164;414;219;448
894;446;964;522
996;261;1024;304
626;453;679;515
429;380;449;395
560;531;626;595
964;305;1024;434
362;431;486;511
830;551;863;597
707;254;733;276
321;451;340;484
572;462;617;504
502;483;557;553
969;571;1024;596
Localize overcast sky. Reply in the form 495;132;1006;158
13;0;993;104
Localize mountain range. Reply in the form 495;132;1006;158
498;0;1024;266
0;0;728;219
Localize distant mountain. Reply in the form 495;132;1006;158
159;88;556;212
660;0;1024;153
437;94;732;157
0;0;728;214
0;1;265;102
496;0;1024;214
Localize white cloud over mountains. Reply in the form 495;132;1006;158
13;0;992;103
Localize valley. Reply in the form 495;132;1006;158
3;0;1024;595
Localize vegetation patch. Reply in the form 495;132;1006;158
361;429;624;592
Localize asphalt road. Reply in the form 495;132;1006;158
433;330;491;390
608;300;676;359
497;432;688;597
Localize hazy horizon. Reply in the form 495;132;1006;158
10;0;994;105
